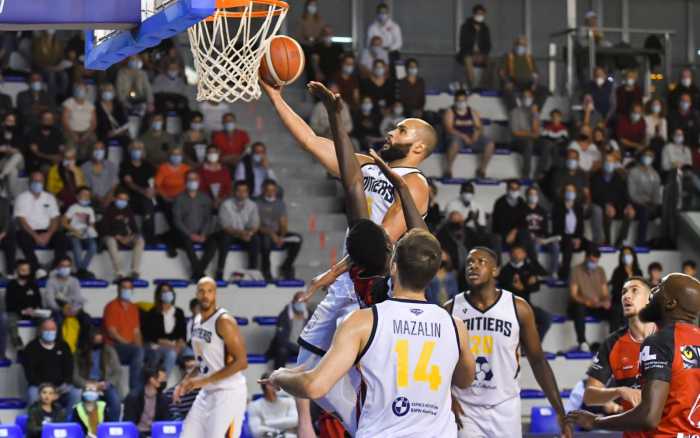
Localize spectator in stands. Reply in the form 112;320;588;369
541;109;570;159
26;383;66;438
198;145;231;208
645;98;668;148
173;171;217;280
152;61;190;104
119;141;156;244
425;251;459;305
583;67;614;121
499;244;551;340
72;382;106;437
0;75;11;118
62;186;98;279
509;88;541;178
616;101;646;154
425;179;443;232
501;36;548;110
73;328;122;421
662;128;692;173
25;110;64;174
23;318;81;409
568;246;610;352
116;55;154;114
668;67;700;112
257;179;302;281
380;101;405;134
436;211;469;291
553;183;586;280
96;82;130;148
17;72;54;129
552;148;588;199
81;142;119;212
141;113;177;168
647;261;663;287
212;112;250;168
572;93;603;133
445;182;500;256
249;373;299;438
332;54;360;109
142;283;187;376
234;142;277;199
155;146;190;257
457;4;491;89
312;26;343;82
0;112;25;198
492;179;526;245
103;277;144;392
46;146;86;207
628;148;662;245
62;81;97;163
310;82;353;139
608;246;642;332
296;0;325;81
45;257;91;350
351;96;383;150
397;58;426;117
366;3;403;63
615;70;642;117
592;126;620;155
31;31;68;100
14;171;69;276
182;112;209;166
682;260;697;278
360;59;394;111
443;90;495;179
163;350;198;420
208;180;260;280
267;292;308;369
359;35;389;78
568;126;601;173
101;190;145;280
199;100;233;133
590;152;634;246
517;186;557;276
668;93;700;149
4;260;40;350
0;193;14;276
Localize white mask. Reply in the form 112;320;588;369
595;77;605;87
682;77;692;87
474;14;485;23
207;152;219;163
374;67;385;77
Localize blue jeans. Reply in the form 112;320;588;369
70;237;97;271
102;384;122;421
114;342;144;392
28;384;81;411
145;345;178;375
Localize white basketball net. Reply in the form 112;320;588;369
188;1;288;102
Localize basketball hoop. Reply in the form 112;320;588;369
188;0;288;102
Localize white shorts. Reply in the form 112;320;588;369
457;396;522;438
180;385;247;438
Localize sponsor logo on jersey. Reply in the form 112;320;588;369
680;345;700;369
392;396;411;417
392;319;441;338
475;356;494;382
409;308;424;316
363;175;395;204
191;327;212;343
464;316;513;337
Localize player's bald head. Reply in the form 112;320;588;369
197;276;217;289
403;118;438;157
641;273;700;324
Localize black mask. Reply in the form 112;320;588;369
158;381;167;392
91;343;103;351
639;292;664;323
41;124;52;130
448;221;462;231
18;273;31;280
379;142;411;162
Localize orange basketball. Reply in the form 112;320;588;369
259;35;305;87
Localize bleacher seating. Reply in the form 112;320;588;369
96;422;139;438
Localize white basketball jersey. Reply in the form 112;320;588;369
190;308;246;391
451;290;521;407
361;163;424;225
356;298;460;438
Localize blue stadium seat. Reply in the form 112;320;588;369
97;422;139;438
529;406;560;434
151;421;182;438
234;280;267;288
253;316;278;326
41;422;84;438
14;414;27;434
0;424;22;438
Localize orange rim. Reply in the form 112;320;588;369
204;0;288;21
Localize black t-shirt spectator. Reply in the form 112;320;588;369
313;42;344;80
141;307;187;344
5;279;42;315
119;159;156;192
96;100;128;143
360;77;395;109
499;262;540;302
398;77;426;116
590;170;629;213
519;203;550;238
22;338;74;387
25;126;64;173
99;204;139;237
668;84;700;112
492;195;526;239
352;111;382;149
552;200;584;238
668;109;700;148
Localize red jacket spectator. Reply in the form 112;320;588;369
199;164;232;204
211;129;250;161
616;114;646;152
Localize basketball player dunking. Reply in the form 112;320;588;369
174;277;248;438
445;247;573;438
568;273;700;437
263;229;476;438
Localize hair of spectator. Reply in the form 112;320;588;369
76;185;91;195
625;276;652;290
206;144;219;152
471;246;498;264
190;111;203;121
683;260;697;269
154;282;175;305
642;146;654;156
394;229;442;291
15;259;30;270
346;218;389;276
143;365;164;383
262;178;277;189
222;112;236;121
342;53;355;62
376;3;388;13
234;180;249;190
114;187;129;198
57;255;72;266
648;261;663;272
38;382;56;394
252;142;266;152
585;245;601;259
507;178;521;189
550;109;562;117
372;58;387;69
117;277;133;290
186;170;199;179
405;58;418;67
510;243;526;253
454;89;468;99
473;4;486;14
460;182;474;193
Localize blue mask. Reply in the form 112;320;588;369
161;291;174;304
79;199;90;207
565;191;576;202
130;149;142;161
152;121;163;131
623;254;634;266
170;155;183;166
93;149;105;161
119;288;133;302
642;155;654;167
186;181;199;192
292;302;307;313
586;260;598;271
30;181;43;194
41;330;57;343
74;88;86;99
566;159;578;171
603;161;615;174
57;266;71;278
115;199;128;210
101;91;114;101
82;390;99;402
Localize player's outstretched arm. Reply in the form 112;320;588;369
584;377;641;408
380;172;429;242
451;317;475;389
266;309;372;399
515;297;572;438
308;81;369;222
298;255;351;303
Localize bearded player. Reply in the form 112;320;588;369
568;273;700;437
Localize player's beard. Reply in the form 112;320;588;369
639;293;664;323
379;141;412;162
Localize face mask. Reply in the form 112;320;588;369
630;113;641;123
225;122;236;132
626;78;636;87
167;70;178;80
682;77;692;87
264;195;276;202
30;181;43;194
507;190;520;200
119;288;133;301
651;104;661;114
82;391;99;402
674;135;685;145
101;91;114;101
161;291;174;304
374;67;385;77
474;14;485;23
379;142;411;162
522;97;533;107
307;3;317;14
586;260;598;271
455;101;468;112
639;292;663;323
93;149;105;161
57;266;71;278
642;155;654;166
74;88;86;99
63;159;75;168
511;260;524;269
623;254;634;266
393;106;404;116
186;180;199;192
603;161;615;174
292;302;307;313
342;65;354;76
79;199;90;207
41;122;52;130
527;194;538;205
377;12;388;23
41;330;57;343
407;67;418;77
595;77;605;87
461;193;473;203
207;152;219;163
566;159;578;171
252;154;263;165
129;59;143;70
681;101;691;112
361;103;373;114
191;122;203;131
564;191;576;202
170;155;182;166
152;121;163;131
30;81;43;92
115;199;128;210
515;45;527;56
18;273;31;280
130;149;142;161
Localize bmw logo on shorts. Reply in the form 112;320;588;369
392;396;411;417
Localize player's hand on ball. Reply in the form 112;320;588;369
259;78;281;96
566;410;599;431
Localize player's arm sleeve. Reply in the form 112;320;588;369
640;332;673;383
586;336;613;384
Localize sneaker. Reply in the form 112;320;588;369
578;342;591;353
